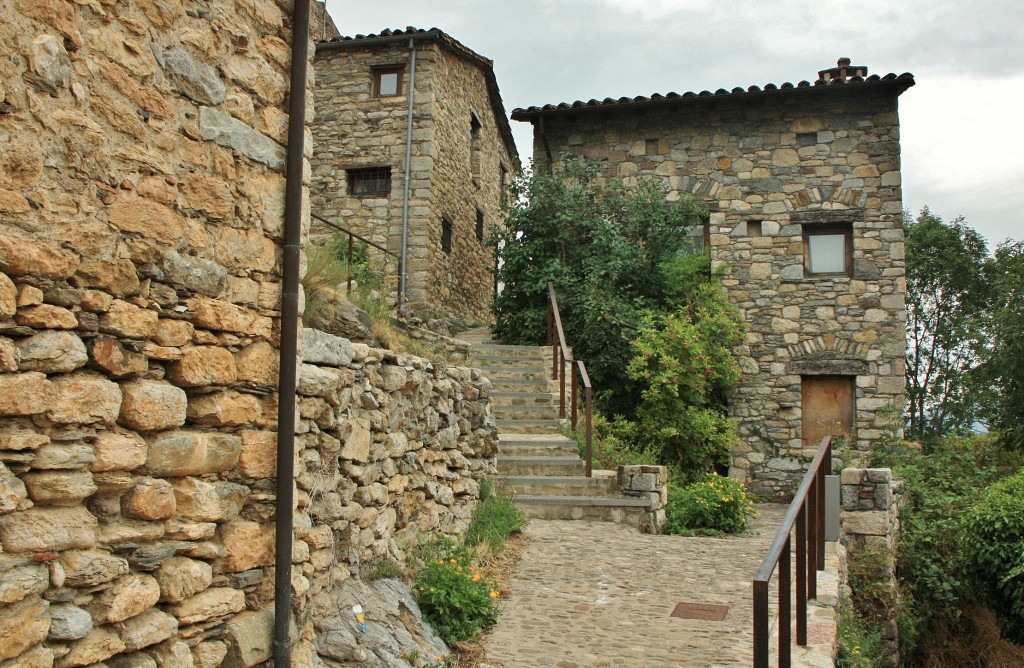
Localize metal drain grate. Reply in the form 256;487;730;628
669;602;729;621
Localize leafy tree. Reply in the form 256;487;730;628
977;240;1024;450
490;156;706;413
903;208;990;439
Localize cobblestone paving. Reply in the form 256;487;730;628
480;505;788;668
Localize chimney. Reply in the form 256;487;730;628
818;57;868;82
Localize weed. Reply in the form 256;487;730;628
464;482;526;553
414;537;500;644
367;559;403;581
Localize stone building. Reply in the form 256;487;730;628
512;60;914;496
311;27;519;324
0;3;496;667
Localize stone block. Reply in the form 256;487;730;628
167;346;238;386
105;201;185;245
193;640;229;668
200;107;284;169
99;300;159;339
156;556;214;603
22;471;97;506
0;597;50;662
92;431;148;472
122;477;176;520
119;379;188;431
841;510;889;536
339;418;371;463
48;603;93;641
86;573;161;624
167;587;245;625
217;521;274;573
145;431;241;477
154;319;194;347
0;507;98;552
297;363;342;397
0;233;79;279
187;391;262;427
170;478;248;522
238;430;277;478
56;626;126;668
0;372;54;416
163;47;226;105
160;251;228;297
185;296;269;336
46;373;122;425
234;341;278;386
75;258;141;297
16;331;87;373
60;549;129;587
0;561;48;604
0;461;28;513
223;609;273;667
301;328;354;367
89;336;149;378
115;609;178;651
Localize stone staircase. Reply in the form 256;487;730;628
465;334;656;525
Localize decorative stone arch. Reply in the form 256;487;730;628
786;335;868;376
786;186;866;211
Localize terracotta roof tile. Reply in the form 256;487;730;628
511;72;914;120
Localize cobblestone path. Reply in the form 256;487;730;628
479;505;788;668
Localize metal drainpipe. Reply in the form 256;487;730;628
399;38;417;306
274;0;310;666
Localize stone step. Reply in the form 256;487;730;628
499;474;618;497
496;418;562;434
489;379;555;393
470;343;551;357
492;404;560;421
491;391;556;406
471;353;550;368
497;456;584;476
512;495;653;524
498;440;579;457
477;367;552;381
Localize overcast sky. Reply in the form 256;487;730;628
323;0;1023;246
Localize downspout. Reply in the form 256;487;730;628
399;38;417;306
275;1;310;666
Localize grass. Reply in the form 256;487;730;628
464;480;527;554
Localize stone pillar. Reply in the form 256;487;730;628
839;467;903;665
617;465;668;532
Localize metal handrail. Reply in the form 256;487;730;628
545;282;593;477
752;436;833;668
311;212;402;309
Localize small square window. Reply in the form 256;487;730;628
441;216;453;254
803;224;852;276
476;209;485;242
373;67;403;97
347;167;391;197
747;221;763;238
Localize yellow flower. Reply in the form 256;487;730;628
450;559;457;565
473;574;483;582
489;590;499;598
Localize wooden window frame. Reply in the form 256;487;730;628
803;223;853;277
346;167;392;197
372;66;404;98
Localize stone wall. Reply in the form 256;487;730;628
524;86;907;496
840;467;903;665
311;33;515;324
0;4;498;668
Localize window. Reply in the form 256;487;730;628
347;167;391;197
803;224;852;276
373;66;403;97
470;111;482;181
476;209;485;242
747;220;763;238
441;216;453;254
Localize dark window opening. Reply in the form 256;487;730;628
645;138;662;156
470;111;483;181
373;66;403;97
748;220;763;238
803;223;852;276
347;167;392;197
441;216;453;254
476;209;485;242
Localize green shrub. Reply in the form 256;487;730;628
663;472;754;535
367;559;403;581
960;470;1024;643
464;482;527;553
562;414;657;470
836;592;888;668
414;538;500;644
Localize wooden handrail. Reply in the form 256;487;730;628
752;436;833;668
311;212;402;310
546;282;592;478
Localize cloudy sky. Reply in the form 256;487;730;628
322;0;1023;246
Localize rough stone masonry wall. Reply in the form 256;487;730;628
311;40;513;324
0;3;499;668
534;90;906;496
840;467;903;665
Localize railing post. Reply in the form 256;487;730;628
558;352;566;418
346;232;354;295
796;504;807;646
780;535;792;668
584;383;592;478
807;478;818;600
817;441;829;570
570;362;578;431
753;579;769;668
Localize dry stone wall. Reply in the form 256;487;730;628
531;88;907;496
0;3;498;668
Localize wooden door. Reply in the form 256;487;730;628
801;376;855;448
